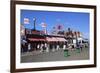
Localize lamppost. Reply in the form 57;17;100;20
68;28;71;44
33;18;36;30
76;31;79;49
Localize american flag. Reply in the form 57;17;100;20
24;18;29;24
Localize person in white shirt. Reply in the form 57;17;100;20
28;43;31;52
63;44;66;50
40;43;43;52
37;44;40;50
56;44;59;51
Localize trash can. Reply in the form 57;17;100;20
76;48;80;53
64;49;69;57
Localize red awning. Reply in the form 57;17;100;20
28;37;67;42
28;38;46;41
56;37;67;42
46;37;59;42
46;37;67;42
46;37;58;42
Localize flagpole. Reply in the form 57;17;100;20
33;18;36;30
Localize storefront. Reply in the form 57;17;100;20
21;29;68;53
25;34;67;52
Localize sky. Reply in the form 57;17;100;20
21;9;90;39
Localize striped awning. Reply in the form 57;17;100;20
56;37;67;42
46;37;58;42
46;37;67;42
28;38;46;41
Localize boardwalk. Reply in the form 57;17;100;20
21;48;89;63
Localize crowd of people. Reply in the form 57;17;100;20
27;42;67;52
21;39;89;55
21;35;89;57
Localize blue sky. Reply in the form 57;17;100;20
21;10;90;39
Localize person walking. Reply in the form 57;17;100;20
76;43;80;53
28;43;31;52
80;43;83;51
57;44;59;51
40;43;43;52
37;44;40;51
